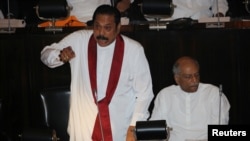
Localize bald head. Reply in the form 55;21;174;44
173;56;200;93
173;56;200;75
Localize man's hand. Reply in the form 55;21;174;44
59;46;75;63
126;126;136;141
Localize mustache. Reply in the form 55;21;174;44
191;83;199;87
96;35;108;41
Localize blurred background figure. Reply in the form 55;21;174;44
170;0;228;20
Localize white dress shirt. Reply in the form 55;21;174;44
150;83;230;141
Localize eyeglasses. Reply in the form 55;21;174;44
178;72;200;80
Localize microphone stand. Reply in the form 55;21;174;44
244;0;250;14
0;0;16;33
111;0;115;7
215;0;221;28
219;84;223;125
6;0;15;33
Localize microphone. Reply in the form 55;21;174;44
218;84;223;125
243;0;250;14
95;91;105;141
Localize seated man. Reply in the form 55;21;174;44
39;0;133;27
150;56;230;141
141;0;228;23
170;0;228;20
68;0;133;23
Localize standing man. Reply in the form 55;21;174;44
41;5;153;141
150;56;230;141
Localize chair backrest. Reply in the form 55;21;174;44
142;0;174;18
35;0;70;20
40;86;70;141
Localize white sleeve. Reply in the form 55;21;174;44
150;91;166;121
220;93;231;124
130;46;154;125
40;45;63;68
40;31;84;68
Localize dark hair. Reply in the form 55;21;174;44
92;5;121;25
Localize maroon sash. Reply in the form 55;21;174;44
88;34;124;141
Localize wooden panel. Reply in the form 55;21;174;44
0;25;250;139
